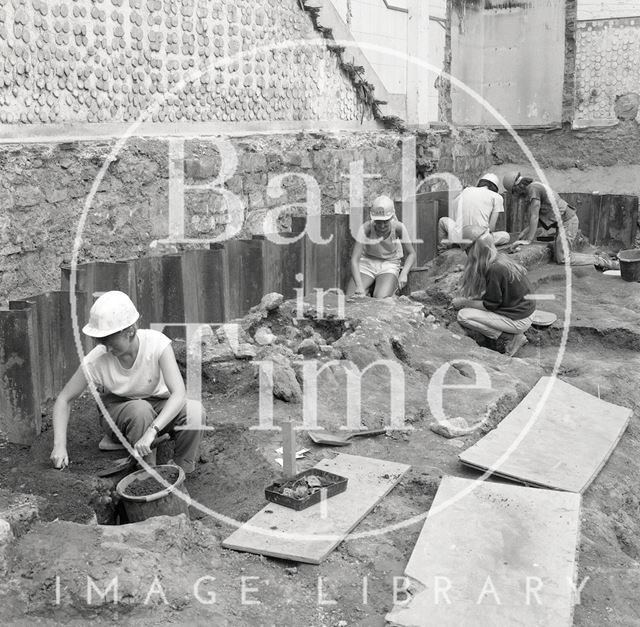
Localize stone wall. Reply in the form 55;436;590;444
0;132;400;304
0;0;373;126
0;125;500;305
575;17;640;124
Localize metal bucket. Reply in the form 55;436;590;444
618;249;640;282
116;464;190;523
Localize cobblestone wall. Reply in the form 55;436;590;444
0;0;372;125
575;18;640;122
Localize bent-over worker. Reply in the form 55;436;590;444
50;291;204;474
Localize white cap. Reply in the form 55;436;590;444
370;195;395;221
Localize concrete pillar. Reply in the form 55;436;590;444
406;0;431;127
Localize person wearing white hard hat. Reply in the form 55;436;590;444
346;195;416;298
438;173;510;249
50;291;204;474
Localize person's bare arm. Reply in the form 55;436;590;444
398;224;416;290
133;344;187;458
489;194;503;232
349;239;366;295
50;367;89;468
519;198;540;243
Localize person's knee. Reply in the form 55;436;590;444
493;232;510;246
115;399;155;426
457;308;474;325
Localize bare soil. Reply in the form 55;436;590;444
0;266;639;626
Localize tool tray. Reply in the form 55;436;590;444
265;469;348;511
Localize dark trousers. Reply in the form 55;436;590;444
100;394;204;473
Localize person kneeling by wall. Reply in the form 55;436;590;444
451;226;534;357
346;195;416;299
50;291;204;474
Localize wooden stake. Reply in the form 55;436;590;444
282;421;297;480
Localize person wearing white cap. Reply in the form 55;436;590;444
451;225;534;357
347;195;416;298
50;291;204;474
438;173;510;248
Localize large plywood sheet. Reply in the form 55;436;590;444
451;1;566;127
459;377;632;493
222;454;410;564
386;476;581;627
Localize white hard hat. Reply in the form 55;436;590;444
370;195;395;221
477;173;500;189
82;291;140;338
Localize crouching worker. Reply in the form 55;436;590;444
452;226;534;357
50;291;204;474
346;195;416;298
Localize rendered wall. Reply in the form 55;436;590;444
575;18;640;124
450;0;566;127
327;0;447;122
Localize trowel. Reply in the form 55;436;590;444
531;310;558;327
97;434;169;477
308;429;386;447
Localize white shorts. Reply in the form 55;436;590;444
359;255;401;279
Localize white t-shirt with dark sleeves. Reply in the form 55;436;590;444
83;329;172;399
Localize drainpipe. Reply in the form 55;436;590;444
406;0;431;128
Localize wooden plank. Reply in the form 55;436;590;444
505;192;526;235
560;192;598;243
222;454;410;564
133;256;184;336
183;248;229;323
459;377;632;493
333;214;354;292
0;308;42;444
159;254;185;339
132;256;164;330
386;476;581;627
259;234;305;300
292;215;339;295
597;194;638;249
224;239;265;317
397;192;450;266
10;292;88;401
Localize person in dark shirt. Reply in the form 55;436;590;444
503;171;619;270
451;225;535;357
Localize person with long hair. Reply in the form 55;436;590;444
452;225;535;357
347;195;416;299
503;171;618;269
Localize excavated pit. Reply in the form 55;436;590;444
1;261;639;625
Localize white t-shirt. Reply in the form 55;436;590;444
83;329;172;399
451;186;504;230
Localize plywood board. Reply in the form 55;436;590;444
222;454;410;564
459;377;632;493
386;476;581;627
